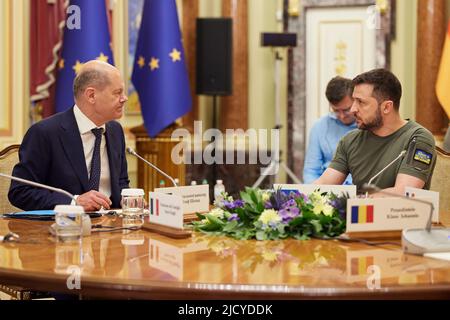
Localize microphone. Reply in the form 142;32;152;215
1;172;93;237
126;147;178;187
361;183;450;255
367;150;407;187
0;172;77;203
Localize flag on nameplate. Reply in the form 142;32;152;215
131;0;192;138
55;0;114;113
436;21;450;118
350;256;374;276
150;198;160;216
351;205;374;224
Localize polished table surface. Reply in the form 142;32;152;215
1;216;450;299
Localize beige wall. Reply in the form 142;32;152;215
391;0;418;120
0;0;29;149
248;0;288;182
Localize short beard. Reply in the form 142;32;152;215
359;105;383;131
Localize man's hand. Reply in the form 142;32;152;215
76;190;112;211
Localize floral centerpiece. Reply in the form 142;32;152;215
191;188;348;240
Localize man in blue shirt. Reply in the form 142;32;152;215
303;76;357;184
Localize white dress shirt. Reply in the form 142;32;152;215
73;105;111;198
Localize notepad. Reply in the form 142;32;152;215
9;210;55;216
1;210;55;221
1;210;115;220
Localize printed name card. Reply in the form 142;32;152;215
155;185;210;214
346;197;431;232
405;187;439;223
274;184;357;198
149;192;184;229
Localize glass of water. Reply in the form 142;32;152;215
54;205;84;242
121;188;145;227
121;188;145;216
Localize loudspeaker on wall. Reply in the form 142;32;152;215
196;18;232;96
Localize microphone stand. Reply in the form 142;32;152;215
0;172;92;240
0;172;77;203
365;150;406;197
252;49;301;188
126;147;178;187
360;183;450;255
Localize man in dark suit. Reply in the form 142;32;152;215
9;60;130;211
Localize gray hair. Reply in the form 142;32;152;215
73;69;111;99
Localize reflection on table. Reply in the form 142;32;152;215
1;216;450;299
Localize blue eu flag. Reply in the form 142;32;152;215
55;0;114;113
131;0;192;138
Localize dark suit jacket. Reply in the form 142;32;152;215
8;107;130;211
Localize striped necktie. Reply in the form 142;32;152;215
88;128;104;191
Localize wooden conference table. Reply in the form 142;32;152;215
1;216;450;299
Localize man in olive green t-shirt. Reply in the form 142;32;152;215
314;69;436;195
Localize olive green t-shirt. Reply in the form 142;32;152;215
329;121;436;191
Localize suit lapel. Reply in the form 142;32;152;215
59;108;89;191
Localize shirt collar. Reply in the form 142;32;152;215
328;112;338;120
73;105;106;135
327;113;357;128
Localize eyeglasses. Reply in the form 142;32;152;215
330;106;353;116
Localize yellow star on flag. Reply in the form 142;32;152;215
58;59;65;70
137;56;145;68
96;52;109;63
169;48;181;62
73;60;84;75
149;57;159;71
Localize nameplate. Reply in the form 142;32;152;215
274;184;357;198
405;187;439;223
155;185;210;214
149;192;184;230
346;198;430;232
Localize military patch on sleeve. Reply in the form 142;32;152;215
413;149;432;165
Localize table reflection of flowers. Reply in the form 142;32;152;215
195;235;298;271
195;234;347;273
201;236;239;259
241;241;299;271
191;188;347;241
